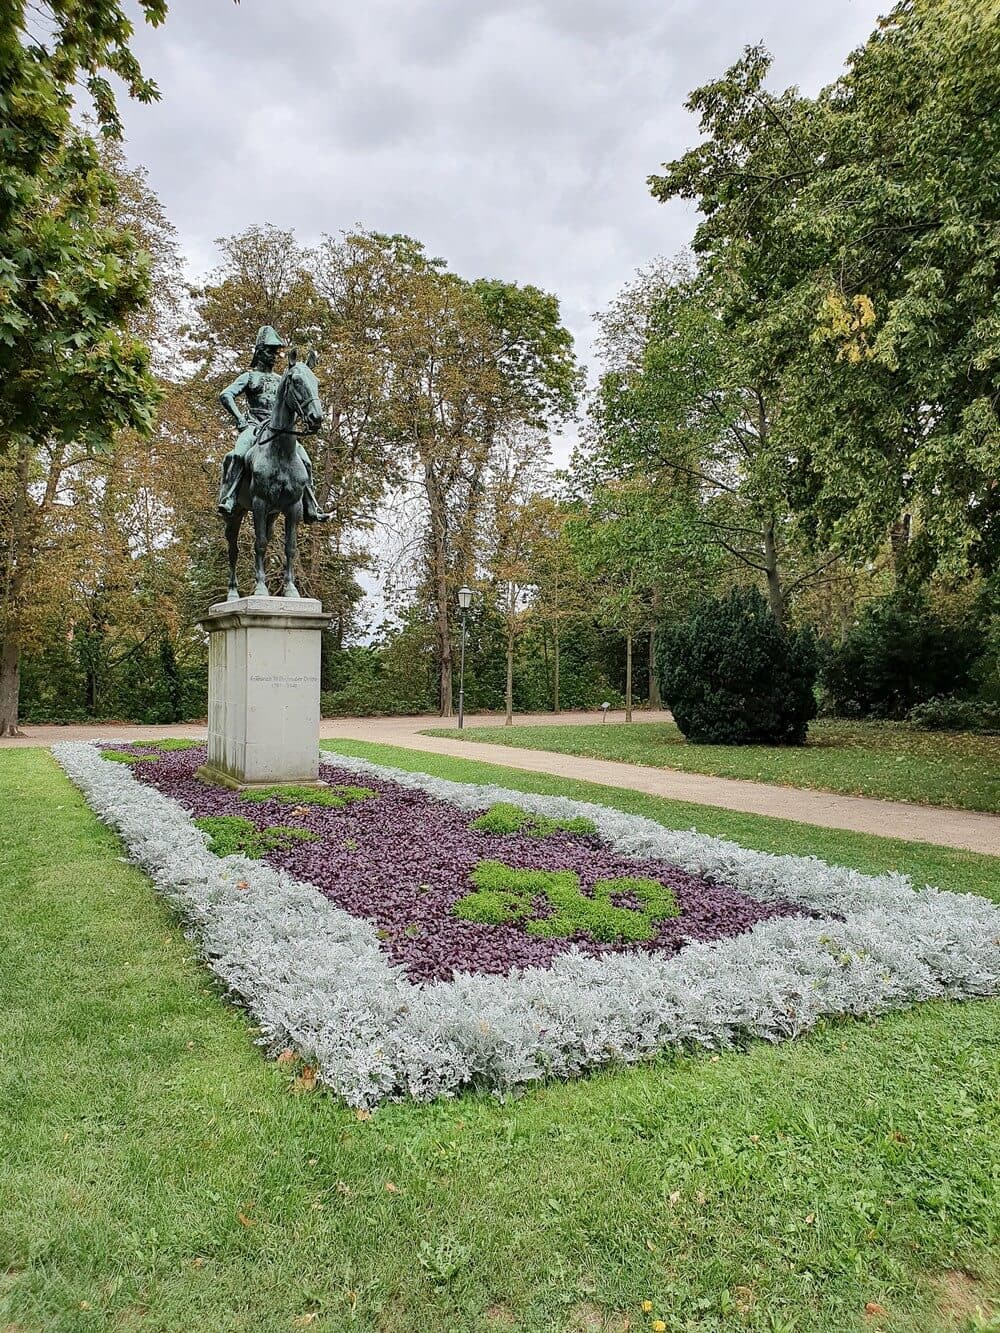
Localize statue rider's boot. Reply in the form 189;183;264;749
301;468;333;523
217;455;244;517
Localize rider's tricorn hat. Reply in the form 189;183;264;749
250;324;287;367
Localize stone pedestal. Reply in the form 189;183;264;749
197;596;328;787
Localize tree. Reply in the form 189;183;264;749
0;0;165;453
649;3;1000;577
524;497;592;713
0;73;169;732
369;240;579;715
592;258;841;630
566;481;699;721
481;445;552;725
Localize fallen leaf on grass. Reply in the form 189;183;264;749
276;1048;297;1066
734;1286;755;1314
292;1066;318;1093
237;1211;257;1228
384;1181;400;1194
864;1302;888;1318
354;1108;372;1122
292;1314;320;1327
191;1257;205;1269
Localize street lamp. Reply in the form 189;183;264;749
457;585;473;729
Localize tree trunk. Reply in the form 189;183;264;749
540;622;551;705
0;632;22;736
553;627;560;714
625;634;633;724
423;460;453;716
890;513;911;582
504;613;515;727
648;585;662;708
0;440;31;737
648;628;661;709
762;521;786;630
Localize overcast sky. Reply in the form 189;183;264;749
117;0;887;384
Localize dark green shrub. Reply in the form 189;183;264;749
906;696;1000;734
822;596;984;720
657;587;818;745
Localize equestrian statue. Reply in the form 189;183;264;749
216;326;328;600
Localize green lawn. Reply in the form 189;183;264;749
425;719;1000;814
2;745;1000;1332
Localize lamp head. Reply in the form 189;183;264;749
457;585;473;611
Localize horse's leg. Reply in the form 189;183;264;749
225;508;243;601
283;502;302;598
252;498;270;596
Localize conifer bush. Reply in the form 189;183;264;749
657;588;818;745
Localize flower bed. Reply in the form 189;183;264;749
54;741;1000;1108
100;742;807;983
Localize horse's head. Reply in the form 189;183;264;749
281;348;323;435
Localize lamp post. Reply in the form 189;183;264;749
457;585;473;729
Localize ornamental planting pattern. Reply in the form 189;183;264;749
114;744;806;983
52;741;1000;1108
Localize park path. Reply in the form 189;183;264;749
5;709;1000;856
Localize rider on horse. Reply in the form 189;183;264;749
216;325;330;522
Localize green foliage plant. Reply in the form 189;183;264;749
193;816;316;860
906;696;1000;736
470;802;596;838
454;859;679;943
659;587;818;745
822;595;984;720
239;784;375;808
100;749;155;765
132;738;201;752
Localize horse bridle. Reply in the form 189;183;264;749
253;367;321;448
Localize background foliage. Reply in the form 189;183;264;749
10;0;1000;739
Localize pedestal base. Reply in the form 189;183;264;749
198;596;328;787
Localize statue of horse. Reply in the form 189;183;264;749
223;349;324;601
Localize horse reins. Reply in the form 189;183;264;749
251;371;321;448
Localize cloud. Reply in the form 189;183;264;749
117;0;888;411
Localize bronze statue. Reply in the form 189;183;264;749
217;325;330;524
221;348;325;600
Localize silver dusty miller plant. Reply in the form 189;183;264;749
54;742;1000;1109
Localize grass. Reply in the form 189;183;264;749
424;719;1000;814
1;745;999;1332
